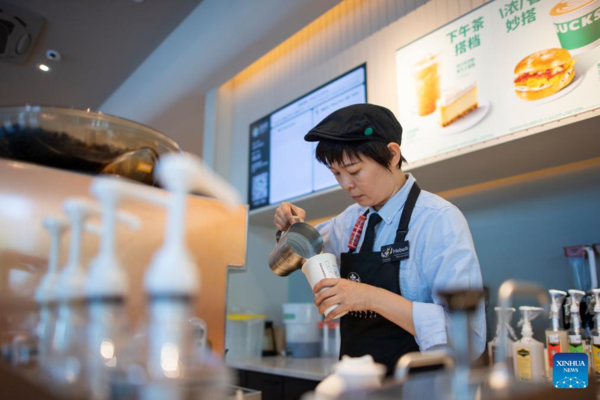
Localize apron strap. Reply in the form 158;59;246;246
394;183;421;244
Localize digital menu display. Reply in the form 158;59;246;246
248;65;367;210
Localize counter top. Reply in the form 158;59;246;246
226;356;337;381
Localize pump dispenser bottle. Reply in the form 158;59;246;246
145;154;239;400
590;289;600;375
82;184;140;400
488;307;517;371
35;216;69;375
568;290;591;356
546;289;568;378
91;153;240;400
49;198;139;395
50;198;101;394
513;306;545;382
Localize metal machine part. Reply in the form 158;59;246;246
0;105;181;186
437;289;484;399
394;350;455;382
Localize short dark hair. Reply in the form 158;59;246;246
315;139;403;171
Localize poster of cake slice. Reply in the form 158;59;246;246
395;0;600;166
396;5;501;164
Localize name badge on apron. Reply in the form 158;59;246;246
380;241;410;263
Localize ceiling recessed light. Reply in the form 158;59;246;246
46;50;61;61
38;64;50;72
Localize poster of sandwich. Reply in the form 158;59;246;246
396;0;600;165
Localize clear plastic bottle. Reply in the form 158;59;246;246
545;289;568;379
568;289;592;371
513;306;545;382
590;289;600;376
82;191;139;400
48;199;99;397
34;216;69;376
111;153;241;400
488;307;517;372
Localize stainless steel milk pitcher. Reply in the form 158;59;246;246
268;221;324;276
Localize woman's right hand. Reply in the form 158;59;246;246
274;202;306;231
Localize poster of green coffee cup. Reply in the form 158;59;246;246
395;0;600;166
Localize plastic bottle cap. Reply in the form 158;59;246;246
334;355;386;377
568;289;586;313
518;306;544;337
227;314;266;321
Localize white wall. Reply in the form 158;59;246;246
222;0;487;196
100;0;342;156
226;225;290;323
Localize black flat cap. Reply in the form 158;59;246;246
304;103;402;144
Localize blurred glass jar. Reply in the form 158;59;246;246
0;105;181;186
319;320;340;359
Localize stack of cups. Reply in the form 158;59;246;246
283;303;321;358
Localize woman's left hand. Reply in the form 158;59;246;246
313;278;380;321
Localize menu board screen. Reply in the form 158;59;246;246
396;0;600;165
248;65;367;210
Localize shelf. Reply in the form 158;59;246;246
248;185;354;227
249;110;600;227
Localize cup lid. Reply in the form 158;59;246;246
334;355;386;377
227;314;266;320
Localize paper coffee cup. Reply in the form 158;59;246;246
302;253;347;319
550;0;600;55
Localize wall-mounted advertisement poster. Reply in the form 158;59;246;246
396;0;600;165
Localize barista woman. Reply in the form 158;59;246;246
274;104;485;374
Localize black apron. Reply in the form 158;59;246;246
340;182;421;376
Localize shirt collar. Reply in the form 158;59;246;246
369;173;416;225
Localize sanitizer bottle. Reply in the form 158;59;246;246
49;198;138;395
488;307;517;372
546;289;568;378
96;153;240;400
568;289;592;371
82;184;140;400
590;289;600;375
50;198;102;395
35;216;69;376
513;306;545;382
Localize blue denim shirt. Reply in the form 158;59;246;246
315;173;486;357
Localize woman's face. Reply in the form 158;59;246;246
328;145;401;209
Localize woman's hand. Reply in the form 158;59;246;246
313;278;381;321
274;202;306;231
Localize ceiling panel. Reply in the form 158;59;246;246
0;0;202;109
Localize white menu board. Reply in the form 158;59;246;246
396;0;600;164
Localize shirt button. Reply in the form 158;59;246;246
387;217;391;222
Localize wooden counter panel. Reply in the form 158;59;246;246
0;159;248;355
